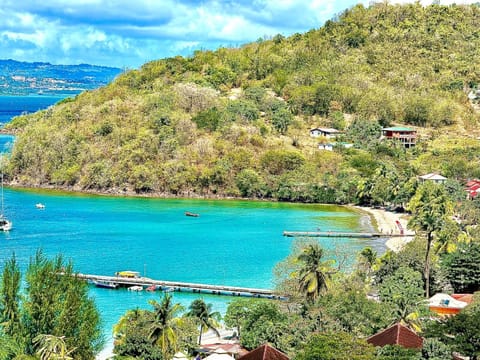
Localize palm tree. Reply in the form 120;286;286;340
407;182;453;298
112;308;144;346
186;299;221;345
357;246;377;279
297;243;334;302
33;334;75;360
147;293;184;359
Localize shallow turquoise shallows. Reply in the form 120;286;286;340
0;187;384;342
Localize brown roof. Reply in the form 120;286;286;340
238;344;289;360
367;323;423;349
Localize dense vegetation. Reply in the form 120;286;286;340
3;4;480;358
0;252;102;359
5;3;480;204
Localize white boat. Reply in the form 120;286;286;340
35;203;45;209
92;280;118;289
0;217;12;231
128;285;143;291
0;169;11;231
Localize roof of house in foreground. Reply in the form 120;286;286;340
367;323;423;349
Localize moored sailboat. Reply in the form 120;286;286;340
0;168;11;231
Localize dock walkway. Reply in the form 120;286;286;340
282;231;414;238
78;273;285;300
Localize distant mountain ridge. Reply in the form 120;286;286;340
0;59;122;95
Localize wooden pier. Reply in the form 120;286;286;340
77;273;286;300
283;231;414;238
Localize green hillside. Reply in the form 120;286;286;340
6;3;480;204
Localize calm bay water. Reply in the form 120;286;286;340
0;93;385;352
0;188;384;342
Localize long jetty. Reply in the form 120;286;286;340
77;273;286;300
283;231;415;238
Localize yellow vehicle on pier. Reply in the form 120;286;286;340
115;271;140;278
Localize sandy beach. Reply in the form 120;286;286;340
354;206;415;252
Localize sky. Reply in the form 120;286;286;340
0;0;478;69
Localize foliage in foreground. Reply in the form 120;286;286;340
0;251;103;359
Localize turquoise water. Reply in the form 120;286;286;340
0;188;384;343
0;134;14;153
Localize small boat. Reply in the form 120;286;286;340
35;203;45;209
185;211;199;217
146;284;158;292
92;280;118;289
0;217;12;232
128;285;143;292
163;286;174;293
0;172;11;231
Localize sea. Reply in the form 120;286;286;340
0;94;385;356
0;94;67;126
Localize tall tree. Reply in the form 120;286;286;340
224;299;256;339
186;299;221;345
0;255;22;338
22;251;103;358
294;332;376;360
378;266;424;329
296;244;334;302
407;182;453;298
147;293;184;359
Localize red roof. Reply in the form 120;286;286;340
238;344;289;360
466;179;480;187
367;323;423;349
467;183;480;191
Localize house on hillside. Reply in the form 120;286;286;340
310;127;342;138
367;323;423;349
381;126;416;148
419;173;447;183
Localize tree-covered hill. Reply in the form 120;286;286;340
6;3;480;203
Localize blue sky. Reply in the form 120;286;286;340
0;0;477;69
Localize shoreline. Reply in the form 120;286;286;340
353;205;415;252
6;182;416;252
